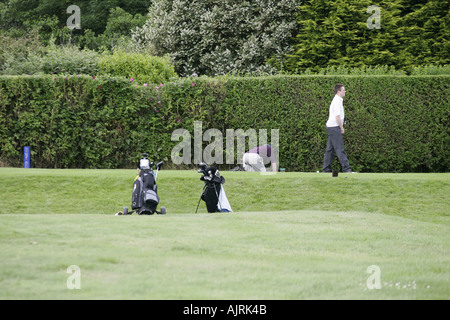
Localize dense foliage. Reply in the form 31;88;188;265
1;0;448;75
285;0;449;73
0;0;150;40
132;0;301;76
98;51;178;85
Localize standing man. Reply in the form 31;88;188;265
322;84;356;173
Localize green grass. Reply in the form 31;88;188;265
0;168;449;299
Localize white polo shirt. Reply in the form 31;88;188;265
326;95;345;128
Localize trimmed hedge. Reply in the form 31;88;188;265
0;74;448;172
213;75;450;172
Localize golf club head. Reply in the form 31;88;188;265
140;158;150;170
197;162;208;175
139;153;150;169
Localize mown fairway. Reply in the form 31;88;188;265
0;168;449;299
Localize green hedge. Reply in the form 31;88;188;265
213;75;450;172
0;74;448;172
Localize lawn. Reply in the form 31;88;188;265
0;168;449;300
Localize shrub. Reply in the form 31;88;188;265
98;51;178;85
0;74;172;168
410;65;450;75
41;43;100;75
0;39;100;76
0;31;45;75
132;0;301;76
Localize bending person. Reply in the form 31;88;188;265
242;144;277;172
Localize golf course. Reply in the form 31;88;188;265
0;168;448;299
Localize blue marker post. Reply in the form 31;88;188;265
24;146;30;168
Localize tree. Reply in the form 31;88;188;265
82;7;147;51
398;0;450;66
285;0;408;72
0;0;151;40
132;0;301;76
285;0;449;73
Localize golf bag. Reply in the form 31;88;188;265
119;153;166;215
131;169;159;215
196;163;232;213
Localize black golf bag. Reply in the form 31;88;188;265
131;168;162;215
119;153;165;215
196;163;232;213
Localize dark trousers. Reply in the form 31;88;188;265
322;126;351;172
